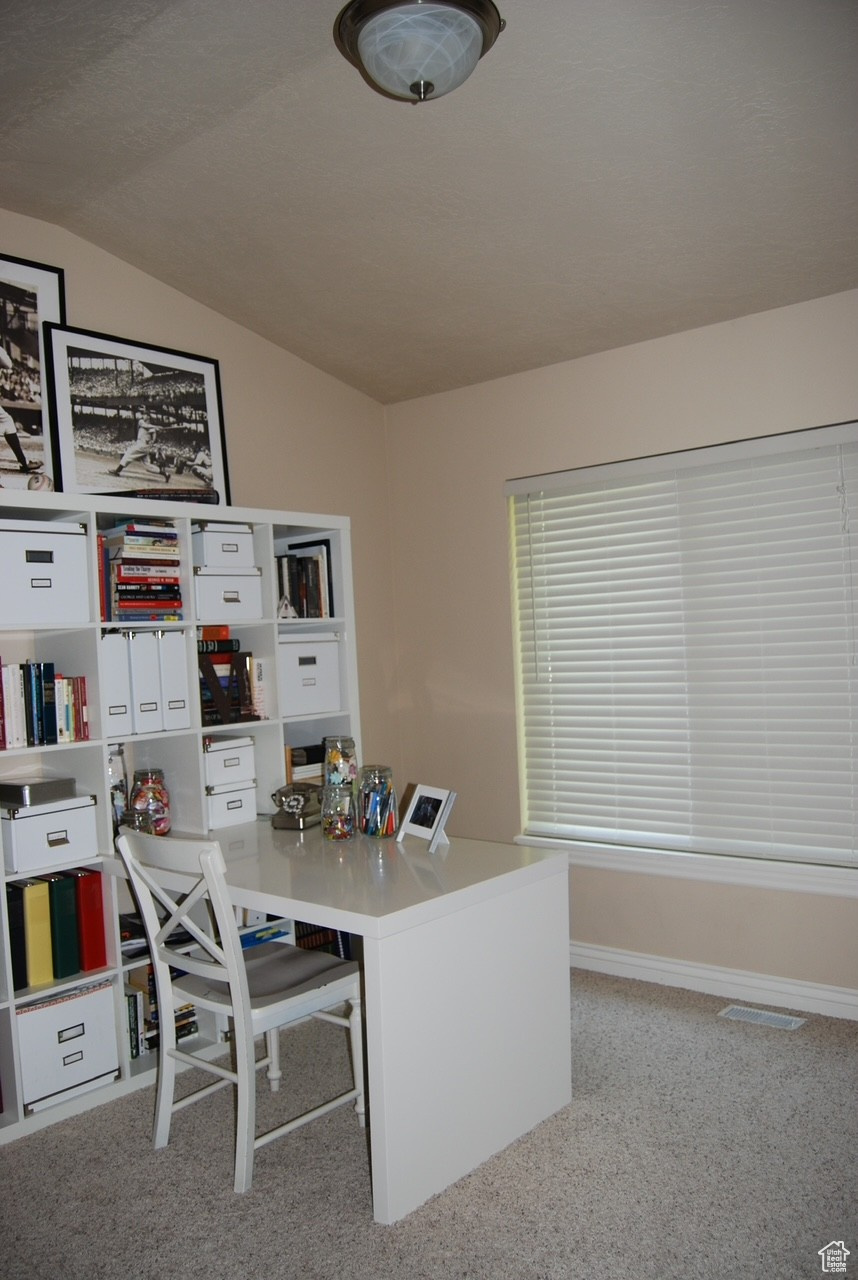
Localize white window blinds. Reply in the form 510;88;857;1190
506;422;858;867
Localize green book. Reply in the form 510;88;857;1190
41;872;80;980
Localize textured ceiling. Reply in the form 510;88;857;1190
2;0;857;404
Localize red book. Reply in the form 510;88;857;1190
97;534;108;621
63;868;107;970
115;570;181;584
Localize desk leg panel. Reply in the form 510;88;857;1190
363;867;571;1224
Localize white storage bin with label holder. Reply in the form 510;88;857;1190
206;779;257;829
0;518;90;625
1;794;98;874
17;981;119;1111
278;634;341;717
203;735;255;787
191;521;255;568
194;566;263;621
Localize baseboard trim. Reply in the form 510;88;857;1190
570;942;858;1021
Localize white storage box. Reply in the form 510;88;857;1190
203;735;256;787
194;566;263;621
192;521;255;568
17;981;119;1110
2;794;98;874
206;780;257;829
0;518;90;625
278;636;341;717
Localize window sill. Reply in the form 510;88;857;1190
514;836;858;899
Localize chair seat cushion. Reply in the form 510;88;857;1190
175;942;359;1009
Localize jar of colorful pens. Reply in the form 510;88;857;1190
357;765;398;838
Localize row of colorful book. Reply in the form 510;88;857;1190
98;518;184;623
197;627;266;724
276;540;333;619
6;867;106;990
0;659;89;749
125;963;198;1060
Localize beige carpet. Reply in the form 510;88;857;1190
2;970;855;1280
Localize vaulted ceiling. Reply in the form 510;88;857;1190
3;0;857;403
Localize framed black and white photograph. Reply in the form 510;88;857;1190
44;324;230;503
0;253;65;490
396;784;457;853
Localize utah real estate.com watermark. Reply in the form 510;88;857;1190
819;1242;850;1274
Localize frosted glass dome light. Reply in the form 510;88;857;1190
335;0;505;103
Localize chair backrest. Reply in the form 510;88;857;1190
116;828;253;1036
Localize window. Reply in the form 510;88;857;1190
506;421;858;869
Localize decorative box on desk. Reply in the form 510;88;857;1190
206;780;257;829
203;735;256;786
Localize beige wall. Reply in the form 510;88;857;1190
0;208;398;768
3;205;856;993
385;290;858;990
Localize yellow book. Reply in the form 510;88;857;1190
20;878;53;987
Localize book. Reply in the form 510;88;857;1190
197;638;241;652
198;652;258;725
125;985;142;1058
97;533;108;620
113;563;181;582
63;868;107;970
54;675;69;743
41;872;79;980
103;519;179;536
22;660;38;746
40;662;58;745
109;544;180;559
6;882;28;989
249;656;268;719
20;878;53;987
277;539;334;619
2;664;26;748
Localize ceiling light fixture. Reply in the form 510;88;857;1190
334;0;505;103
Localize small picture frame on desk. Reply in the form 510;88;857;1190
396;785;456;854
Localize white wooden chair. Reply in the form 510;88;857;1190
116;828;365;1192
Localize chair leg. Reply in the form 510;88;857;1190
348;997;366;1127
153;1024;177;1150
265;1028;281;1092
233;1028;258;1193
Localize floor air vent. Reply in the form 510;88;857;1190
718;1005;805;1030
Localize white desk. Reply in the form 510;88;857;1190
216;820;572;1224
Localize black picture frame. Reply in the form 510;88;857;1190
44;323;230;504
0;253;66;490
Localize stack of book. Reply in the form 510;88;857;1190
197;627;260;726
0;659;89;748
285;742;325;783
276;540;333;619
6;867;106;990
125;962;197;1058
100;519;183;622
